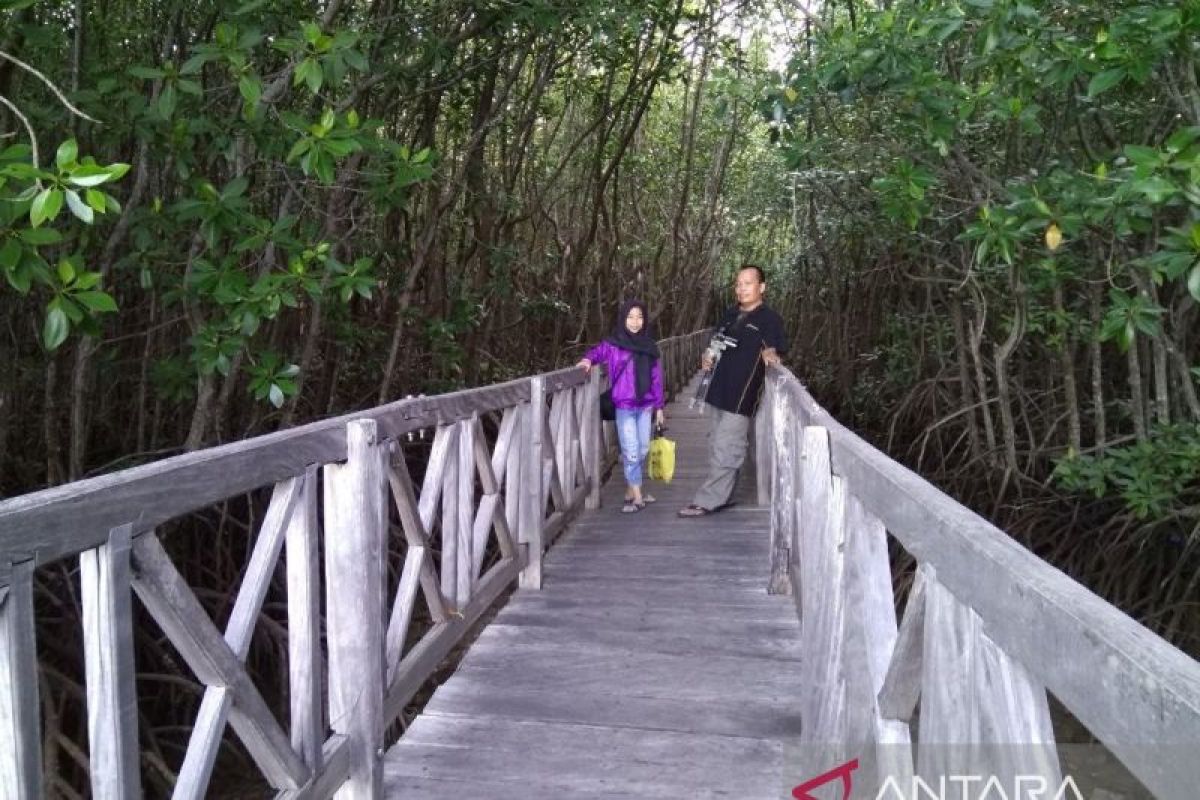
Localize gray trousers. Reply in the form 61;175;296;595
692;407;752;510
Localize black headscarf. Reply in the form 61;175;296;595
604;299;660;402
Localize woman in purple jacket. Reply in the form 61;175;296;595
577;300;666;513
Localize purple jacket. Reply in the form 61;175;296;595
585;341;664;410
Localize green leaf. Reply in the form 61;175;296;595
30;188;63;227
295;58;323;93
68;166;116;187
75;290;118;313
287;138;311;162
43;306;69;350
86;189;107;212
65;189;94;223
20;228;63;245
72;271;100;290
180;54;209;75
57;258;76;284
128;65;167;80
0;238;20;270
158;84;177;119
239;75;262;106
1188;264;1200;302
1132;176;1178;203
176;79;203;97
1087;68;1126;97
1123;145;1161;168
1165;127;1200;153
56;139;78;170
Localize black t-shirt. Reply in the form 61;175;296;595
705;304;789;416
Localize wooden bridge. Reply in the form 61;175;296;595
1;329;1198;799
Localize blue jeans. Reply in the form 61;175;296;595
615;407;652;487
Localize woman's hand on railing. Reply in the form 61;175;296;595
576;358;593;374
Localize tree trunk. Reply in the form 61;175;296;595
993;264;1026;476
1053;284;1082;454
1127;335;1147;442
1089;282;1107;451
950;299;983;459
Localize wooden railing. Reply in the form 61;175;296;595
0;329;709;800
756;367;1200;799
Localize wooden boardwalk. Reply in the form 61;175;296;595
382;379;805;798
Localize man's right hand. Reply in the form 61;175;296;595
701;352;715;371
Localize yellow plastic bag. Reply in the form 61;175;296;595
647;436;676;483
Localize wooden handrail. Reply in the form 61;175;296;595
0;329;710;800
756;366;1200;800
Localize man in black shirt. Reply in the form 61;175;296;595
679;264;788;516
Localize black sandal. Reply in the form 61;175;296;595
677;504;710;517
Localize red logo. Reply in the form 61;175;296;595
792;758;860;800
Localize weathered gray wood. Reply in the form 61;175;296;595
385;459;448;625
276;735;351;800
0;373;571;566
129;533;310;790
756;375;775;507
917;572;980;782
490;404;518;486
471;416;516;563
174;688;232;800
287;465;324;771
541;409;566;512
415;423;455;529
842;496;913;793
504;405;524;533
767;381;791;595
384;556;520;722
878;564;929;722
438;423;461;610
323;420;386;800
550;391;569;501
175;476;302;798
455;418;474;603
79;524;142;800
423;678;801;741
974;627;1062;789
519;376;545;589
584;369;602;510
780;374;1200;800
0;559;42;800
799;468;850;754
385;547;425;682
387;715;790;799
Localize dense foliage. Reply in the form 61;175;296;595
1;0;798;793
771;0;1199;651
0;0;794;495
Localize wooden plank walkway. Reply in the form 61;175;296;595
382;377;805;798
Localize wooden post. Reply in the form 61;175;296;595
439;423;460;610
767;382;792;595
323;419;385;800
756;376;775;507
585;369;602;509
456;419;474;604
520;376;546;589
505;405;524;536
80;524;142;799
0;559;42;800
287;465;323;771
